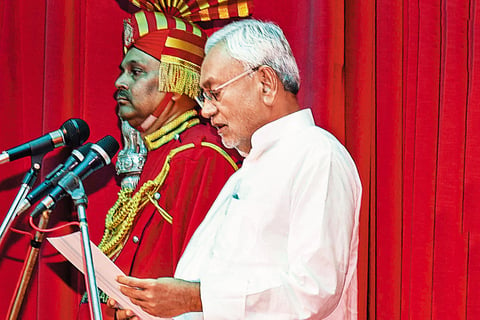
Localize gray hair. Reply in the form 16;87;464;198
205;19;300;94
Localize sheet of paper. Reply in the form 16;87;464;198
47;231;167;320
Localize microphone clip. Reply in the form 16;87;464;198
57;171;88;209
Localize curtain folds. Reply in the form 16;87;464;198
0;0;479;319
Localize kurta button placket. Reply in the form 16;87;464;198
132;236;139;244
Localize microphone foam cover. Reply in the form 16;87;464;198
96;135;120;159
61;119;90;147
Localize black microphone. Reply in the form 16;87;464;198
0;118;90;164
14;143;93;215
30;135;119;218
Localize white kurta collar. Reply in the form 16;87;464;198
248;108;315;160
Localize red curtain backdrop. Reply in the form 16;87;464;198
0;0;479;319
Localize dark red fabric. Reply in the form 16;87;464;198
1;0;480;319
464;4;480;319
375;0;403;318
464;1;480;233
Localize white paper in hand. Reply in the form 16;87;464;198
47;231;166;320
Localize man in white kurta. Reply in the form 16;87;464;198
174;108;362;319
110;19;362;320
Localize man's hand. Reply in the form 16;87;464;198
107;276;202;319
107;299;137;320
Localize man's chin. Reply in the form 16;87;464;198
117;104;136;117
221;139;248;157
220;138;235;150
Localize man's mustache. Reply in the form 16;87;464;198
115;90;131;101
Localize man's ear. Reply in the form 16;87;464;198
259;66;279;105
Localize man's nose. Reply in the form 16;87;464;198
200;99;218;118
115;73;129;89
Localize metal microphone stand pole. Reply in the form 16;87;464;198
7;209;52;320
0;154;44;249
61;171;102;320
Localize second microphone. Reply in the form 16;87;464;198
30;135;119;218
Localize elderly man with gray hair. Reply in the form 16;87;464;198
110;18;362;320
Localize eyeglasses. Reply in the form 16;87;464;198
195;66;261;108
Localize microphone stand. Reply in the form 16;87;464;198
7;209;52;320
3;154;46;319
0;154;43;249
60;171;102;320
